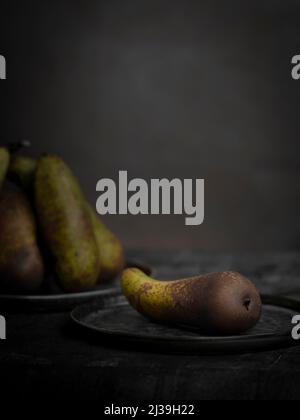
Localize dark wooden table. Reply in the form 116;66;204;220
1;250;300;400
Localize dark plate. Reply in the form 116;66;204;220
71;294;300;354
0;260;151;313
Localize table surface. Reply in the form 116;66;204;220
1;250;300;400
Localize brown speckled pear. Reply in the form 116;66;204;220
0;147;9;189
8;155;37;192
0;185;44;293
121;268;262;335
87;205;125;282
35;155;100;293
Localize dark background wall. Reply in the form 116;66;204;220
1;0;300;251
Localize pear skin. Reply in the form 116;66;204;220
0;148;9;190
35;155;100;293
0;185;44;293
121;268;262;335
87;205;125;282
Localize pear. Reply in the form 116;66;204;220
35;155;100;292
121;268;262;335
8;155;37;192
0;185;44;293
87;205;125;282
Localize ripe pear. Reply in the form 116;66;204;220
121;268;262;335
0;147;9;189
0;185;44;293
87;205;125;282
8;155;37;192
35;155;100;293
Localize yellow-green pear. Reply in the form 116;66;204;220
121;268;262;335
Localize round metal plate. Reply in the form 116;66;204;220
0;260;151;313
71;294;300;354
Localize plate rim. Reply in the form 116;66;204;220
0;286;120;302
70;294;300;345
